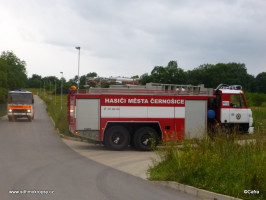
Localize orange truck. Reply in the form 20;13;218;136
7;90;34;122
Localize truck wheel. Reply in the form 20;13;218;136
133;127;158;151
8;116;14;122
104;126;130;150
28;116;32;122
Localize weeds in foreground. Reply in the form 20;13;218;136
149;134;265;200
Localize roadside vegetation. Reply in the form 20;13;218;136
29;88;71;137
149;107;266;200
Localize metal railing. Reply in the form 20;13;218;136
71;83;214;96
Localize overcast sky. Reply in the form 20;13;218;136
1;0;265;80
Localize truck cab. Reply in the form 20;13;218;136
213;84;254;134
7;90;34;122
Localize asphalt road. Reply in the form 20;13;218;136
0;95;201;200
62;139;159;180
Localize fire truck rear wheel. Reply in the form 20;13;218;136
133;127;158;151
104;126;130;151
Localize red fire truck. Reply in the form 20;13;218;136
67;83;254;150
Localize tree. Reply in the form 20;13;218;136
0;51;27;103
140;61;186;85
255;72;266;93
0;51;27;90
165;61;186;84
79;75;87;89
186;63;254;91
139;73;152;85
68;72;98;89
187;64;212;86
87;72;97;78
150;66;167;83
42;76;60;92
27;74;42;88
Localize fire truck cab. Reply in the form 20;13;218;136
7;90;34;122
210;84;254;134
67;83;253;151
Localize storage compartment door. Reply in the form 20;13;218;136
185;100;207;139
76;99;99;130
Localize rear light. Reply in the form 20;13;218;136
74;131;79;135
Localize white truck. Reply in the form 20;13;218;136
7;90;34;122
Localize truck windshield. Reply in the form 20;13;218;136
8;93;33;104
230;94;245;108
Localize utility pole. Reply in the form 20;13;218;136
60;72;63;110
54;80;56;105
75;46;81;89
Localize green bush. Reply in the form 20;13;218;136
245;92;266;107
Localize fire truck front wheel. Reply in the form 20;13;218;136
104;126;130;151
133;127;158;151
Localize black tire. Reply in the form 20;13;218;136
28;116;32;122
104;126;130;150
8;116;14;122
133;127;158;151
130;135;135;148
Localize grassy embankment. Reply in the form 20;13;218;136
149;107;266;200
30;89;71;137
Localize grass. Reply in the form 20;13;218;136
149;108;266;200
150;137;265;199
30;88;72;137
252;107;266;133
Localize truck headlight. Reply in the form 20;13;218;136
8;109;12;113
27;109;31;113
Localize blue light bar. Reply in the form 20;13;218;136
229;85;242;90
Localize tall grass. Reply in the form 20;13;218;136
252;107;266;133
150;137;265;199
30;89;71;136
149;132;265;199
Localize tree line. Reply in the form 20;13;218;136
0;51;265;105
140;61;266;93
